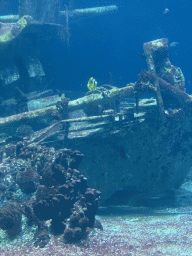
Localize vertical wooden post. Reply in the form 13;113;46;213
143;39;167;123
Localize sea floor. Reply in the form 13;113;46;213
0;205;192;256
0;179;192;256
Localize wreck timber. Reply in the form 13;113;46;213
0;15;64;98
42;96;192;204
0;15;19;23
35;38;192;204
0;5;118;23
60;5;118;19
1;38;192;204
0;77;191;131
0;84;135;132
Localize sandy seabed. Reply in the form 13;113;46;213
0;206;192;256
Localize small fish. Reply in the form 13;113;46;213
87;77;97;91
169;42;179;47
163;8;169;15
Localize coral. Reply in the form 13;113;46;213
69;150;84;169
34;226;50;248
53;95;69;120
32;184;75;224
63;204;90;243
0;142;101;246
63;227;73;242
16;167;40;194
41;163;66;187
84;188;101;227
23;203;36;226
54;149;84;170
0;202;22;237
31;150;100;243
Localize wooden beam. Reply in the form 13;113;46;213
0;84;135;131
0;15;19;23
0;5;118;23
60;5;118;19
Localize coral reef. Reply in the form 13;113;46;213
16;167;40;193
32;148;100;242
0;142;101;246
0;201;22;237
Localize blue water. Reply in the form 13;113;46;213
1;0;191;95
1;2;192;254
41;0;192;95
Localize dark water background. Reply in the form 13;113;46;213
0;0;192;96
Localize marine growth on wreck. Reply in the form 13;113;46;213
0;0;192;255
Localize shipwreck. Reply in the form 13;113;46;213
0;0;192;205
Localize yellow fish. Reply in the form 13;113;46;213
87;77;97;91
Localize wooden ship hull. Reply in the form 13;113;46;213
0;1;191;204
60;97;192;204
